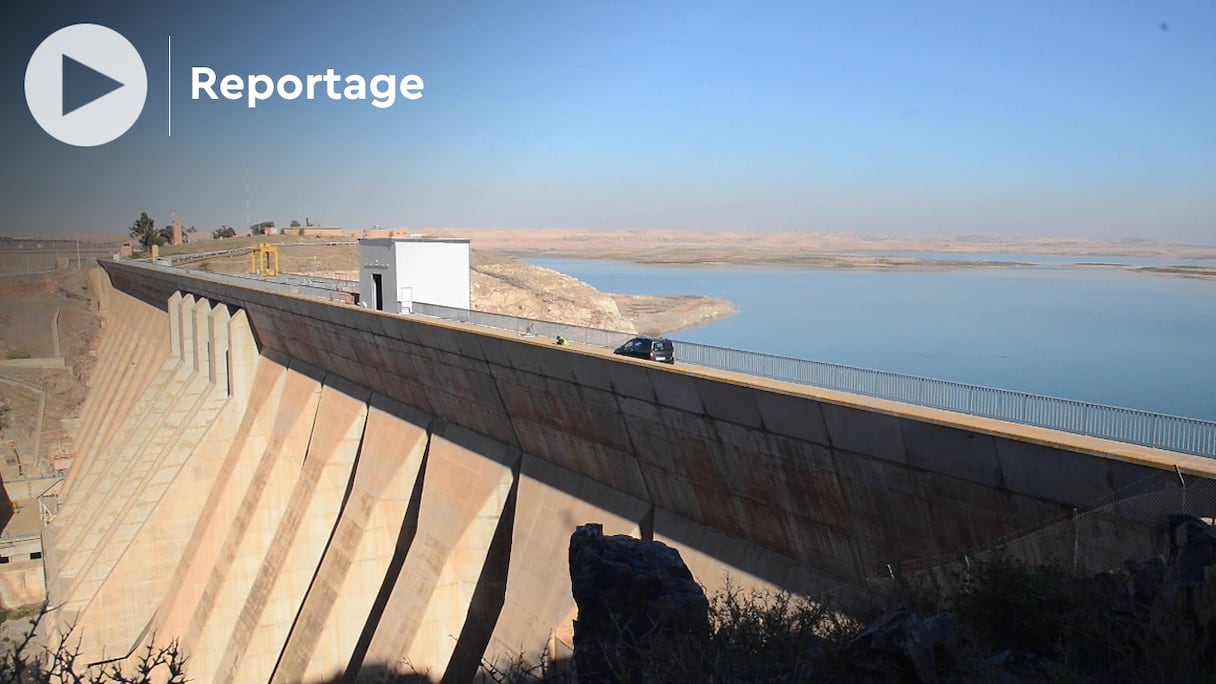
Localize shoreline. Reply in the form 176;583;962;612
613;294;737;337
422;228;1216;282
516;251;1216;282
426;228;1216;260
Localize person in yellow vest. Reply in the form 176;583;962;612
555;335;570;346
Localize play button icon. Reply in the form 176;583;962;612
25;24;147;147
62;54;126;116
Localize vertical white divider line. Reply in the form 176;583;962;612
167;35;172;137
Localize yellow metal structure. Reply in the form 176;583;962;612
250;243;280;277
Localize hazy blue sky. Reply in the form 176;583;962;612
3;1;1214;241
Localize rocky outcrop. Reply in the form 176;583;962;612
470;253;636;332
568;524;709;683
1141;515;1216;653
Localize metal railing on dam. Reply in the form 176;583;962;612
126;259;1216;459
412;301;638;349
410;302;1216;460
676;342;1216;457
139;261;361;299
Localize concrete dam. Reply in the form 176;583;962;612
41;260;1216;682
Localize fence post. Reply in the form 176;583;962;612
1071;508;1079;573
1176;464;1188;514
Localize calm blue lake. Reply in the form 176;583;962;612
531;258;1216;421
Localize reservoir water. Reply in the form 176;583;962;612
530;257;1216;422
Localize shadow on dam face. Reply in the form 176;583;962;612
340;416;434;680
37;260;1213;682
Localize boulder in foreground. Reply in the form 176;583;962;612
568;523;709;683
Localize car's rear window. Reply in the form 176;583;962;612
655;340;673;351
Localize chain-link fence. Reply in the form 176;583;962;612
861;470;1216;596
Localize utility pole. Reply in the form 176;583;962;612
244;161;251;228
76;239;81;270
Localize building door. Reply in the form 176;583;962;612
372;273;384;311
398;286;413;314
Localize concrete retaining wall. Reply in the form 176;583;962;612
0;560;44;609
39;261;1216;682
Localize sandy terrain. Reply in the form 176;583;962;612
422;228;1216;262
0;265;104;621
1070;262;1216;282
0;270;102;482
470;252;737;334
470;252;634;330
407;229;1216;282
0;239;120;277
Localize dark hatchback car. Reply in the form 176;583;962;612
613;336;675;364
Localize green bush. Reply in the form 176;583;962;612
707;581;857;682
952;553;1080;655
950;552;1216;683
480;582;859;683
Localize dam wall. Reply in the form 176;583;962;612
41;260;1216;681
